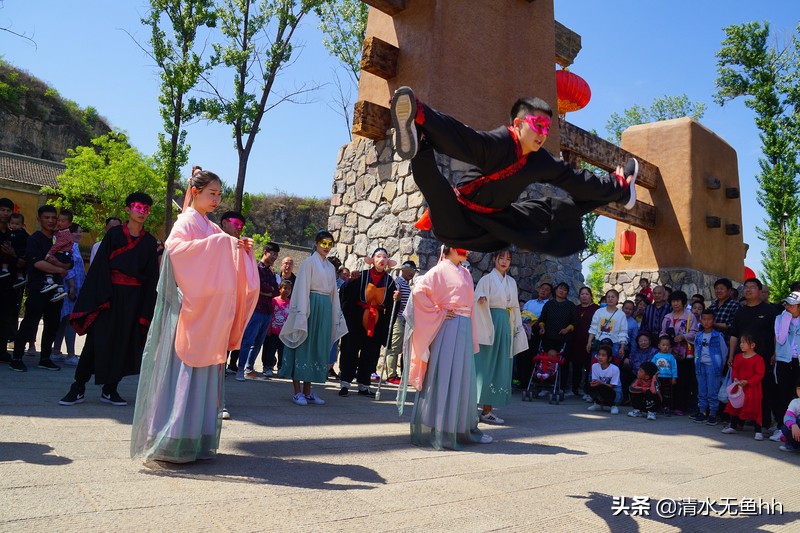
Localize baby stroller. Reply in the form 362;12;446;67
522;343;565;404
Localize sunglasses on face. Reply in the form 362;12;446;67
318;239;334;249
129;202;151;214
228;218;244;230
523;114;551;136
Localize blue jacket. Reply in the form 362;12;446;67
693;329;727;376
775;311;800;363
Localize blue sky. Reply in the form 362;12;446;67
2;1;799;276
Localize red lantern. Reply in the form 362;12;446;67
620;228;637;260
556;69;591;115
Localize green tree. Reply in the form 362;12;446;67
199;0;325;212
316;0;368;138
714;21;800;299
316;0;368;84
42;132;166;235
586;240;614;298
143;0;217;234
605;94;707;145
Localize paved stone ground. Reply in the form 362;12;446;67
2;333;799;532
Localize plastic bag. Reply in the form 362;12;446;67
718;368;732;403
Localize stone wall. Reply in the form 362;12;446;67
604;268;743;302
328;136;584;302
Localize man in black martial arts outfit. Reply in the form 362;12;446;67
59;193;159;406
390;87;639;257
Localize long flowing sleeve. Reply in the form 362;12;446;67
509;277;528;356
405;268;447;390
279;257;313;349
473;275;494;346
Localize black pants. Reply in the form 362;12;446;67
0;285;17;346
410;103;627;256
762;366;781;428
658;378;674;410
13;291;61;361
631;390;662;413
566;359;590;394
776;359;799;418
262;333;284;371
674;358;696;411
731;415;761;433
339;332;382;387
588;385;617;406
73;334;118;390
228;350;239;370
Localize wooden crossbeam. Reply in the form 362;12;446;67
352;100;391;140
555;21;581;67
596;201;656;230
361;36;399;79
560;119;660;190
362;0;406;16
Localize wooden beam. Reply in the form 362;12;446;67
361;36;399;80
595;200;657;230
352;100;391;141
560;119;660;190
554;20;581;67
362;0;406;16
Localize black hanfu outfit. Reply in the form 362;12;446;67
70;223;159;390
411;103;630;256
339;268;397;390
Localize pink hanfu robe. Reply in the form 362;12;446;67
131;207;259;463
400;259;484;450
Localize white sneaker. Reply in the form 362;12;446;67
646;411;657;421
63;355;79;366
610;406;620;415
628;409;643;418
235;372;245;382
623;158;639;210
479;411;505;425
587;403;602;411
770;429;783;442
721;426;737;434
221;408;230;420
479;434;493;444
537;390;549;398
292;392;308;406
582;393;593;402
305;392;325;405
754;432;764;441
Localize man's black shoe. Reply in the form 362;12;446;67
101;390;128;406
338;387;349;397
357;388;376;397
59;384;86;406
9;359;27;372
37;359;61;371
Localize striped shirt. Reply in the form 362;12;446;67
395;275;411;314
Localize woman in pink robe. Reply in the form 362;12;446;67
131;169;259;463
403;246;492;449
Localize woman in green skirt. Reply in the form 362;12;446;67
279;230;348;405
473;249;528;424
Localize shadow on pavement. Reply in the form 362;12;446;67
0;442;72;465
140;443;386;491
572;491;800;532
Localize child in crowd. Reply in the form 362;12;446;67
639;278;653;303
722;334;766;440
691;300;704;324
41;209;75;300
587;289;628;365
622;299;639;355
1;212;28;288
652;335;678;416
693;309;728;425
623;332;658;396
263;279;292;374
778;378;800;452
628;361;661;420
587;345;622;414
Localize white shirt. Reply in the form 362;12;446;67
591;362;621;386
